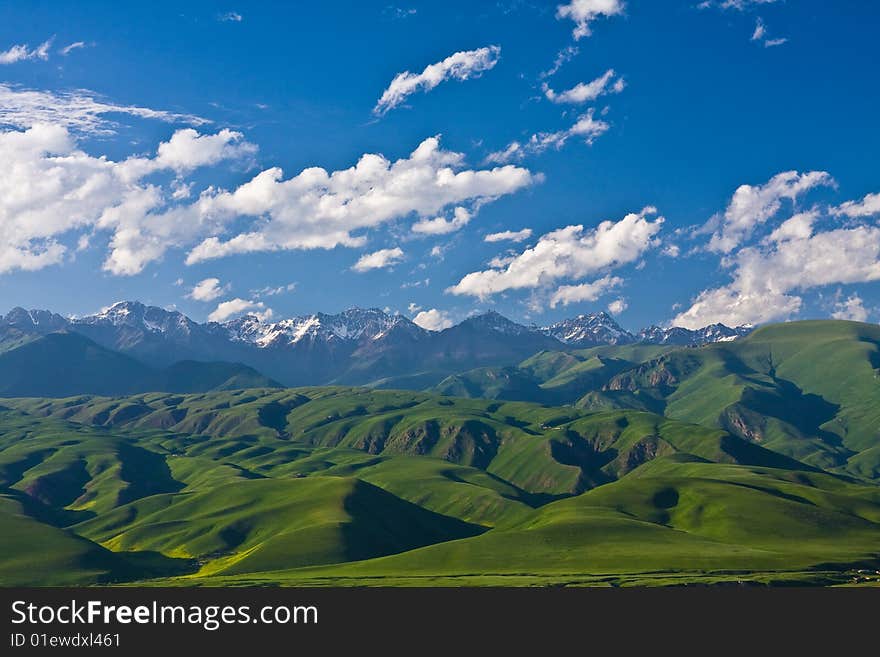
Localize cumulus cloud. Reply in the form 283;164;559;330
187;277;228;302
0;38;53;65
674;210;880;329
218;12;243;22
448;207;663;301
486;108;610;163
0;124;254;276
412;207;472;235
550;274;623;308
832;294;869;322
705;170;833;253
766;211;817;244
374;46;501;115
352;247;405;272
208;298;271;323
0;123;534;278
413;308;454;331
835;192;880;218
0;83;209;135
542;69;625;104
484;228;533;243
184;136;537;264
122;128;257;178
556;0;625;40
608;297;628;314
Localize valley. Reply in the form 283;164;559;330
0;307;878;586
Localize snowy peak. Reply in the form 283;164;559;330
223;308;425;347
76;301;197;338
540;312;635;347
637;323;753;346
1;307;68;333
320;308;403;341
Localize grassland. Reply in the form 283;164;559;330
1;320;878;587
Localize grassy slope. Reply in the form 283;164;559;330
597;321;880;478
0;320;878;587
190;459;880;587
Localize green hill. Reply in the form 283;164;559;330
0;320;878;587
596;320;880;478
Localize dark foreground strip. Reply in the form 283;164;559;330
1;587;875;654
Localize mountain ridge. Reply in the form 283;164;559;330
0;301;755;389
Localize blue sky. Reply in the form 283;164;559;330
0;0;879;331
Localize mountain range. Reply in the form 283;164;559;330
0;301;752;393
1;306;878;586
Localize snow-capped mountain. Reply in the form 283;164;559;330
1;307;69;333
0;302;754;388
224;308;426;348
637;323;753;346
73;301;202;340
540;312;635;347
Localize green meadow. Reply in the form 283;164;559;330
1;320;879;586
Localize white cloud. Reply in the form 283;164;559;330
705;170;833;253
541;45;579;79
750;18;787;47
184;136;537;264
0;126;533;278
449;207;662;300
0;83;209;135
412;206;471;235
550;275;623;308
486;108;610;163
385;6;417;19
751;19;766;41
207;298;271;323
124;127;257;176
832;294;869;322
352;247;405;272
60;41;88;56
218;12;242;22
413;308;454;331
556;0;625;40
187;277;227;302
661;243;680;258
766;211;817;244
0;124;253;276
484;228;533;243
608;297;628;314
374;46;501;115
835;192;880;218
698;0;781;9
675;222;880;329
407;302;422;314
485;141;526;165
252;282;297;297
542;69;624;104
0;38;53;65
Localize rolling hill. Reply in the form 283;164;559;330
1;375;878;587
